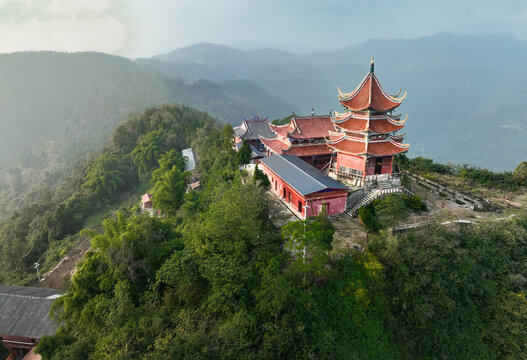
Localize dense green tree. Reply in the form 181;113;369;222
81;153;127;201
132;129;166;175
236;139;252;166
220;124;234;151
151;150;186;184
281;214;335;286
372;194;410;228
358;204;381;233
253;163;270;188
151;166;189;217
514;161;527;185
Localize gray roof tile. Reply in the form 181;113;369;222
0;285;60;339
237;119;275;140
260;155;347;196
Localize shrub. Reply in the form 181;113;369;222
358;205;381;233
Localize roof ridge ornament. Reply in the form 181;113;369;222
370;57;374;73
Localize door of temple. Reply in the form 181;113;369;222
375;157;383;174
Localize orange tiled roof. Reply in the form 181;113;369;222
327;131;346;142
327;137;409;156
333;112;407;134
269;115;336;140
261;136;332;157
285;144;332;157
260;137;290;154
337;65;405;112
368;139;409;156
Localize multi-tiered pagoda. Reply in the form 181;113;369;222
327;59;409;180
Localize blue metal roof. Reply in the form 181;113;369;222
260;155;348;196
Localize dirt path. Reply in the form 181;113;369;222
39;235;91;289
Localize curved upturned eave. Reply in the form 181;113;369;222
327;137;409;156
338;72;405;112
331;113;408;134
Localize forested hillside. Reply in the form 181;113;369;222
149;33;527;170
0;102;524;359
0;52;297;222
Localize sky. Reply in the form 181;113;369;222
1;0;527;58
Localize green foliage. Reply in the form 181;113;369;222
402;155;452;174
0;104;214;284
372;194;410;228
514;161;527;184
271;114;294;125
370;218;527;359
236;139;252;166
358;204;382;233
359;194;426;231
151;166;189;217
7;100;527;359
38;125;402;359
401;155;527;190
253;164;270;188
132;129;166;175
0;52;297;223
281;209;335;287
402;194;427;212
220;124;234;151
151;150;186;184
81;153;129;201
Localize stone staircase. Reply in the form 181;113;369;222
347;186;410;218
347;188;382;217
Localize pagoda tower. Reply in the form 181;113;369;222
326;59;409;181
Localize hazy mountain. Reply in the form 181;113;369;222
0;51;297;218
150;34;527;171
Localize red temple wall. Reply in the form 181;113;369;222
337;153;365;172
306;192;348;216
261;164;348;219
381;156;393;174
300;155;331;170
366;156;393;175
261;165;306;217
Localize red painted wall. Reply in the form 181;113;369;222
366;157;376;175
337;153;365;172
261;163;348;219
300;156;331;170
381;156;393;174
305;192;348;216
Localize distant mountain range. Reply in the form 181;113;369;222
1;33;526;219
146;33;527;171
0;51;297;218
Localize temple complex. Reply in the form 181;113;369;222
326;59;409;184
234;60;411;218
260;115;335;169
233;116;275;151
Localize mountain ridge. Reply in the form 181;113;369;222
147;33;527;170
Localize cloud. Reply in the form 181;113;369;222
0;0;129;54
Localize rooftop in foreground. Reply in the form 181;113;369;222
0;284;60;339
260;154;348;196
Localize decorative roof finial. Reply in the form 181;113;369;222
370;57;374;73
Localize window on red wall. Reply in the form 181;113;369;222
297;200;302;213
